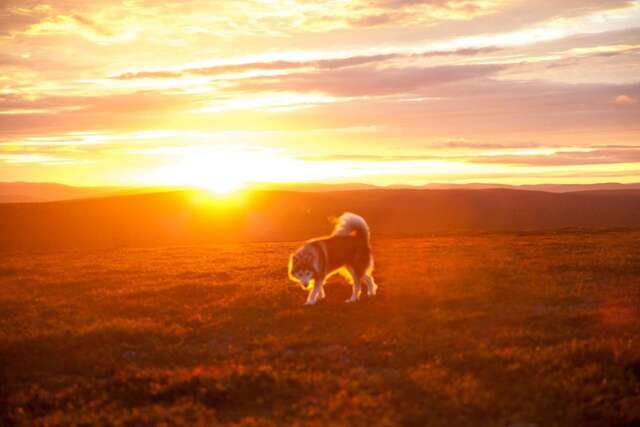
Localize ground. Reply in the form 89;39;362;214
1;230;639;426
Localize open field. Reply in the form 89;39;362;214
1;230;640;426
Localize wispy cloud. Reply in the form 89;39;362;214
0;153;85;165
299;146;640;167
614;94;638;105
222;64;503;97
111;47;501;80
471;147;640;166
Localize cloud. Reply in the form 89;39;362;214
268;78;640;143
1;0;492;40
111;47;500;80
614;94;637;105
70;14;115;37
419;46;503;57
299;153;441;161
222;64;503;97
0;1;132;44
0;91;198;115
112;55;403;80
0;91;204;139
347;0;500;27
545;0;637;19
5;75;637;145
0;53;31;67
0;3;48;37
7;67;640;139
344;0;637;30
296;0;501;30
369;0;452;6
114;70;184;80
0;153;81;165
298;145;640;167
437;140;546;150
348;13;396;27
3;0;637;43
472;147;640;166
0;93;89;114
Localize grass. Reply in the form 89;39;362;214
1;230;639;426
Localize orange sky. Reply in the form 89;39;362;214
1;0;639;190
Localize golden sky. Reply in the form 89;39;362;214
1;0;639;190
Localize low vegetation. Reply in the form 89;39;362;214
1;230;639;426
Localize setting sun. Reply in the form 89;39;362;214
140;146;297;193
170;147;251;194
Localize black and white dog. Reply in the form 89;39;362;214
288;213;377;305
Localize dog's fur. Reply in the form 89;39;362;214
288;212;377;305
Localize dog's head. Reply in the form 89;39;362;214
288;245;316;290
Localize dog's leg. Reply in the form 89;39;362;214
305;287;318;305
318;277;326;300
311;277;326;303
346;269;361;303
305;279;327;305
364;275;378;296
346;279;361;303
304;280;319;305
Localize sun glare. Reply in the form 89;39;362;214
157;147;255;194
203;181;245;194
140;146;305;194
140;143;544;192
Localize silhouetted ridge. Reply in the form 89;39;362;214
1;189;639;250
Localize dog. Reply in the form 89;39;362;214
288;212;377;305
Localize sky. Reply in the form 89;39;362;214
1;0;639;191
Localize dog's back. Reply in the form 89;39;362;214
312;234;371;274
311;212;372;277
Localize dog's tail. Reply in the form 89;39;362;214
331;212;370;242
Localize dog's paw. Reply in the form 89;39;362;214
304;300;317;306
345;298;357;303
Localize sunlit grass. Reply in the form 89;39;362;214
1;230;639;425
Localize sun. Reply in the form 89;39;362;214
176;148;252;194
139;144;361;192
202;177;245;195
141;146;289;193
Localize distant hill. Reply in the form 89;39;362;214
0;182;128;203
495;183;640;193
0;182;184;203
3;181;640;203
1;188;640;250
255;182;640;193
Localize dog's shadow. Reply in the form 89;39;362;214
312;279;383;307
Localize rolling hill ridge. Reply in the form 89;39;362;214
2;188;640;250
